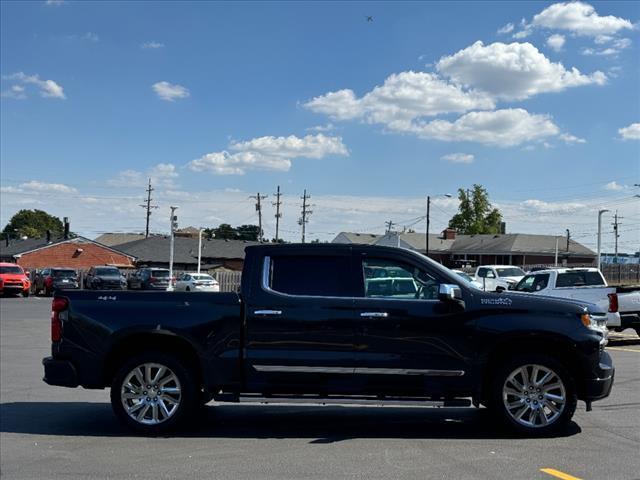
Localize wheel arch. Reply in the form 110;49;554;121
478;334;582;404
103;332;204;390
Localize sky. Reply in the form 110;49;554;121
1;1;639;253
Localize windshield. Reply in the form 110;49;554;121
0;266;23;274
455;271;473;283
96;267;120;276
496;267;525;277
53;269;76;278
150;270;170;278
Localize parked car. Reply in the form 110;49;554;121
451;269;483;289
85;266;127;290
514;268;640;335
34;268;79;296
127;268;173;291
174;273;220;292
474;265;525;292
0;262;30;297
43;244;613;436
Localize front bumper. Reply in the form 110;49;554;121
582;350;615;401
42;356;79;387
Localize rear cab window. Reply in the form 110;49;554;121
556;271;605;288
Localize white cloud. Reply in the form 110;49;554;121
141;41;165;49
108;163;180;187
1;85;27;100
618;123;640;140
2;72;66;99
441;153;475;164
83;32;99;42
497;23;515;35
152;81;190;102
188;134;348;175
20;181;77;194
546;34;566;51
530;2;634;37
559;133;586;144
521;199;586;213
304;71;495;128
582;38;632;56
411;108;561;147
604;181;626;191
306;123;335;132
436;41;606;101
45;0;65;5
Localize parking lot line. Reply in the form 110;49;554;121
607;347;640;353
540;468;582;480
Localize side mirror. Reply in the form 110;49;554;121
438;283;462;302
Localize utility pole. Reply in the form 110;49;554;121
140;178;158;238
566;229;570;253
597;209;609;270
197;228;203;274
168;206;178;291
612;210;622;264
249;192;268;243
385;220;395;234
554;236;559;266
273;186;282;243
299;189;312;243
426;196;431;257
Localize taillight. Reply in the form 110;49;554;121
149;277;158;284
608;293;618;313
45;277;53;287
171;277;176;286
51;297;68;342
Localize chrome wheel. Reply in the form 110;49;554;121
502;364;566;428
121;363;182;425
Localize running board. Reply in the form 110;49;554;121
217;394;471;408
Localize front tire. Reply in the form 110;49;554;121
488;354;576;436
110;352;198;435
22;290;29;297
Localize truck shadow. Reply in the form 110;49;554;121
0;401;581;441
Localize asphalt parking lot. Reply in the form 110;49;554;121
1;296;639;480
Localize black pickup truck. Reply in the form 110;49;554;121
43;244;614;435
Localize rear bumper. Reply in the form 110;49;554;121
620;313;640;329
42;356;79;387
582;350;614;401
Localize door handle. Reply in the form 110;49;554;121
254;310;282;316
360;312;388;318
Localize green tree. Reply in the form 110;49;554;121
1;209;64;239
448;185;502;234
236;224;260;241
212;223;238;240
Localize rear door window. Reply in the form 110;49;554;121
269;255;353;297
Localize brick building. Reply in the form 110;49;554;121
0;236;136;270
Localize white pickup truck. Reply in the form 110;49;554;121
474;265;526;292
514;267;640;334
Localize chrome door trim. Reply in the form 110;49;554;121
253;365;464;376
253;310;283;316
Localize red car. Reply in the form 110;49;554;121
0;262;31;297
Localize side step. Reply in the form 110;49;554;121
214;393;471;408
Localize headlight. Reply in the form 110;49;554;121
581;312;608;343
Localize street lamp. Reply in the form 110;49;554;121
597;209;609;270
168;206;178;291
426;193;453;257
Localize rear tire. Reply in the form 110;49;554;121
110;351;198;435
488;354;576;436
